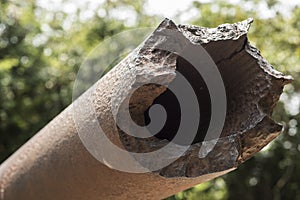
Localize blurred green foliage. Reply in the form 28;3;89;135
0;0;299;199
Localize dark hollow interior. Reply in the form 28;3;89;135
144;56;212;145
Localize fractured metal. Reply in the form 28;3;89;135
0;18;292;200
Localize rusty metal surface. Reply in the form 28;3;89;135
0;19;292;200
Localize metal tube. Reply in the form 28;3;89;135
0;19;292;200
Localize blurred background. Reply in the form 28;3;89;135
0;0;299;199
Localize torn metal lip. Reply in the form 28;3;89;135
119;18;293;178
177;18;254;44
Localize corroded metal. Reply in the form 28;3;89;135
0;19;292;200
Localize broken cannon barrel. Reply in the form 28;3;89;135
0;18;292;200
